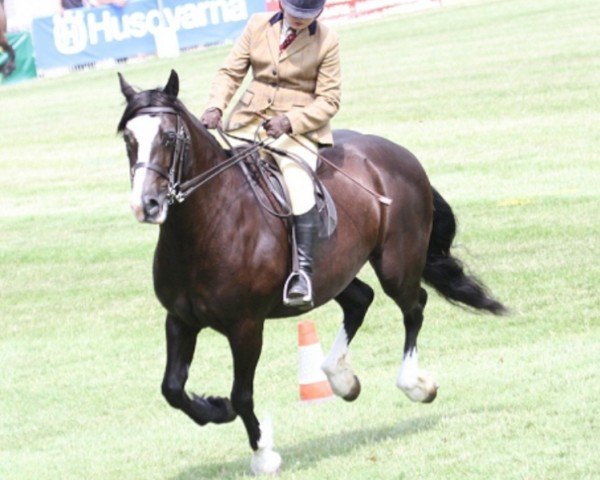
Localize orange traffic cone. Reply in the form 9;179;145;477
298;320;334;403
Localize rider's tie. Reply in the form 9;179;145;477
280;28;297;53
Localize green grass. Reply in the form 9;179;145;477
1;0;599;478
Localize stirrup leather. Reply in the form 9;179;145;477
283;270;313;308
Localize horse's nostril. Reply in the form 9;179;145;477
144;197;161;218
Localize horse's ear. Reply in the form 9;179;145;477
164;69;179;98
118;72;136;101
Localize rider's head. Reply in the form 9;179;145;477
280;0;325;29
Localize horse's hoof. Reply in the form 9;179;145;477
322;358;361;401
342;375;361;402
397;370;438;403
250;448;282;476
421;385;438;403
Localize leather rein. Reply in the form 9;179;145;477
130;106;263;205
129;107;392;208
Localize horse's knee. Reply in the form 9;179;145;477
162;381;185;409
338;279;374;338
231;389;253;416
358;283;375;309
354;285;374;321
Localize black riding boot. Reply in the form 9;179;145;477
284;205;319;309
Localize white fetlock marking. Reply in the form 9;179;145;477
250;416;282;476
397;349;438;402
322;326;357;397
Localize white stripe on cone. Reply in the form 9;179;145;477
299;343;329;385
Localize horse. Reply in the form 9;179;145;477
0;0;15;78
117;70;507;475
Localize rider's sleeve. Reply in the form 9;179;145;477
284;29;341;136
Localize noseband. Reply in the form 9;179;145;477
131;106;190;204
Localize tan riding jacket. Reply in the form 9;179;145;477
205;11;341;145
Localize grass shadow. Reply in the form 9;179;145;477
171;414;440;479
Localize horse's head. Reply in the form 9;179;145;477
118;70;187;224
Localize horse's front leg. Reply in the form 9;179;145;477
228;318;282;476
161;313;237;425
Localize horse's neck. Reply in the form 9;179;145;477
165;129;249;237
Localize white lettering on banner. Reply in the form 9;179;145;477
51;0;249;55
52;11;88;55
87;11;114;44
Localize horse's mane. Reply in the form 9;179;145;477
117;88;226;154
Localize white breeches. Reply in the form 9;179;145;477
214;121;318;215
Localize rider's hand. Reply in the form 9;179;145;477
200;108;222;129
263;115;292;139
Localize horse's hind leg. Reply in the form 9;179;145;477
322;277;374;401
396;287;438;403
372;250;438;403
161;314;237;425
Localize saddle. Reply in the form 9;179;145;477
233;146;338;239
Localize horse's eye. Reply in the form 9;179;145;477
162;132;176;148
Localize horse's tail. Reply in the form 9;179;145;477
422;188;508;315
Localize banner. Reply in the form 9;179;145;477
31;0;265;70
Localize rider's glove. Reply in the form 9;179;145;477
200;107;222;129
263;115;292;139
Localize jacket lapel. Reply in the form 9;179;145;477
267;19;281;65
279;29;311;62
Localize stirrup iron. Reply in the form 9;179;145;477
283;270;313;308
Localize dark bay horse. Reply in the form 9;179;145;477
117;70;506;475
0;0;15;78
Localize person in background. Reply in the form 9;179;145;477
57;0;127;14
200;0;340;309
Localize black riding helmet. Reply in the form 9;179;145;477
280;0;326;18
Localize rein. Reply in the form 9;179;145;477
132;107;263;204
131;106;391;208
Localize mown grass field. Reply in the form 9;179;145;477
1;0;598;478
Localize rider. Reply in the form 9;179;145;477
201;0;341;309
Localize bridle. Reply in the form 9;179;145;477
129;106;263;205
130;106;190;204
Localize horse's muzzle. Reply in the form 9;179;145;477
131;193;168;224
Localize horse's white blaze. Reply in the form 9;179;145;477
250;416;281;476
128;115;161;221
397;348;438;402
322;326;357;397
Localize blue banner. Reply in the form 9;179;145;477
31;0;265;70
